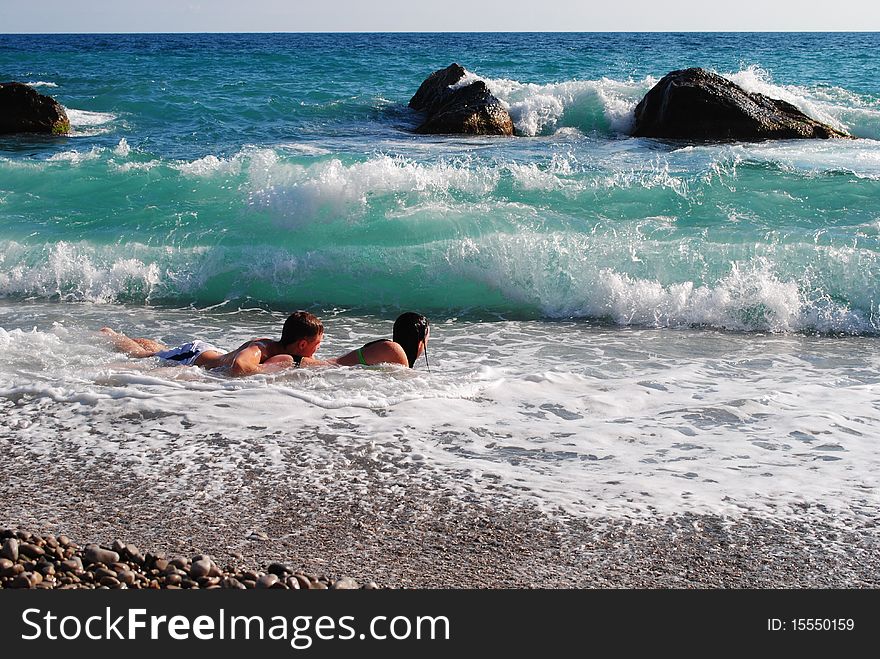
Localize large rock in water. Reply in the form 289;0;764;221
631;68;849;141
0;81;70;135
409;63;514;136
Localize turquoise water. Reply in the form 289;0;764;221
2;34;879;526
2;33;880;331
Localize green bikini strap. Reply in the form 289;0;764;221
357;347;368;366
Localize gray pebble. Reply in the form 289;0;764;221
331;577;360;590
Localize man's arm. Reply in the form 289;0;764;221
229;345;265;377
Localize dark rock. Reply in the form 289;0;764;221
0;82;70;135
631;68;850;141
11;574;33;589
169;556;189;570
256;573;279;589
123;544;143;564
409;64;514;136
267;562;292;577
117;570;136;586
83;545;120;566
0;538;18;562
19;543;45;559
189;559;212;579
93;567;117;580
221;577;246;589
410;63;468;115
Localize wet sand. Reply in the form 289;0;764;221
2;438;878;588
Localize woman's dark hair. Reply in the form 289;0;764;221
392;312;429;368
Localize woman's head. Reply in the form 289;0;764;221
392;312;429;368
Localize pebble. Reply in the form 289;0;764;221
331;577;360;590
190;559;212;579
19;543;44;559
1;538;19;562
83;545;120;566
0;529;376;591
256;573;279;588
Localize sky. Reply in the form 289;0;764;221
1;0;878;33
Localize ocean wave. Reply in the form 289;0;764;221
1;236;876;335
459;68;649;137
25;81;58;88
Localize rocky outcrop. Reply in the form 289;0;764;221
409;64;514;136
631;68;850;141
0;81;70;136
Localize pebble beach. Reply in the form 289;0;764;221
2;449;878;589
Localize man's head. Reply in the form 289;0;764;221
280;311;324;357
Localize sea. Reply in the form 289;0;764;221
1;33;878;530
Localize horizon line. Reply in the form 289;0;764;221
2;29;877;35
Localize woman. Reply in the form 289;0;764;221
333;312;430;369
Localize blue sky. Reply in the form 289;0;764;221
1;0;877;32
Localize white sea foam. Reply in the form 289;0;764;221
0;240;162;303
175;153;243;177
1;305;878;523
63;108;117;137
47;147;103;164
452;69;649;136
247;151;500;224
277;143;332;156
724;65;849;132
25;81;58;88
676;139;880;180
65;109;116;127
113;137;131;157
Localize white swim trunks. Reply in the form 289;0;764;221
155;340;220;366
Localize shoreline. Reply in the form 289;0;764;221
2;453;878;588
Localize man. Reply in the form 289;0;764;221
101;310;325;377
